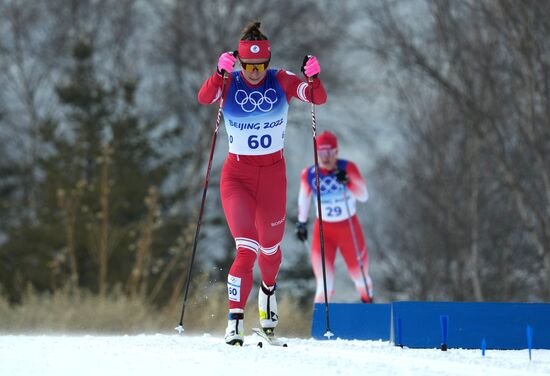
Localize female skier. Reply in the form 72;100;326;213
198;21;327;345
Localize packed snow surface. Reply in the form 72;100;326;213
1;333;549;375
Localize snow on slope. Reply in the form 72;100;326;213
1;334;549;376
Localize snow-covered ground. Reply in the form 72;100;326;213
1;333;548;375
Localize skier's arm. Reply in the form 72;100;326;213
197;73;232;105
276;70;327;105
198;52;236;105
297;168;313;222
346;162;368;202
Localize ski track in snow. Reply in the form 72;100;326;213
1;334;549;376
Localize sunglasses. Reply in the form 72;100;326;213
318;149;337;158
239;58;270;72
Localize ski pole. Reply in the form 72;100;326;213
176;72;229;334
308;72;332;338
341;184;371;301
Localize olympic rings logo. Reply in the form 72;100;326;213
235;88;278;113
315;176;343;194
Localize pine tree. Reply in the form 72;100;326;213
0;39;168;300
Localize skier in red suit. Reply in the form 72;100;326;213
198;21;326;345
295;131;374;304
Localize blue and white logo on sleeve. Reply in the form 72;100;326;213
223;70;289;155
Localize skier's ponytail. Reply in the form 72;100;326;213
241;21;268;41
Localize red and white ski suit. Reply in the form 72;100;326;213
198;69;326;310
297;160;373;303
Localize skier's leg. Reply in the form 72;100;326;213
311;220;337;303
257;244;282;332
220;158;259;344
256;158;286;332
337;216;373;302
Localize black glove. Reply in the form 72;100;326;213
335;169;349;185
295;221;308;241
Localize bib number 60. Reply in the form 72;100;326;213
248;134;272;149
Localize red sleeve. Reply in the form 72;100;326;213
197;72;232;105
346;161;368;202
276;70;327;105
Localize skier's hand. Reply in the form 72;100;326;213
335;169;349;185
295;221;308;242
217;51;237;76
301;55;320;79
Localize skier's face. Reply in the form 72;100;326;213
239;58;269;84
318;148;338;170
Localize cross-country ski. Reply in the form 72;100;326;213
252;327;288;347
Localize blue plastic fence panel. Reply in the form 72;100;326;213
311;303;391;340
391;302;550;349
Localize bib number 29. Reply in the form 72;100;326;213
327;206;342;217
248;134;272;149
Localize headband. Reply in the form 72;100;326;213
238;40;271;60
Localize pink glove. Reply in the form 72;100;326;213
217;52;236;75
301;55;321;78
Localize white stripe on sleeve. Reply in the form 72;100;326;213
297;82;309;102
211;87;222;104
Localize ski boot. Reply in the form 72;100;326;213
224;310;244;346
258;282;278;337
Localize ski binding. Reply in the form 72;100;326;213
252;327;288;347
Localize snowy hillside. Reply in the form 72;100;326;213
1;334;549;376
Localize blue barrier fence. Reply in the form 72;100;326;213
311;302;550;349
311;303;391;341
